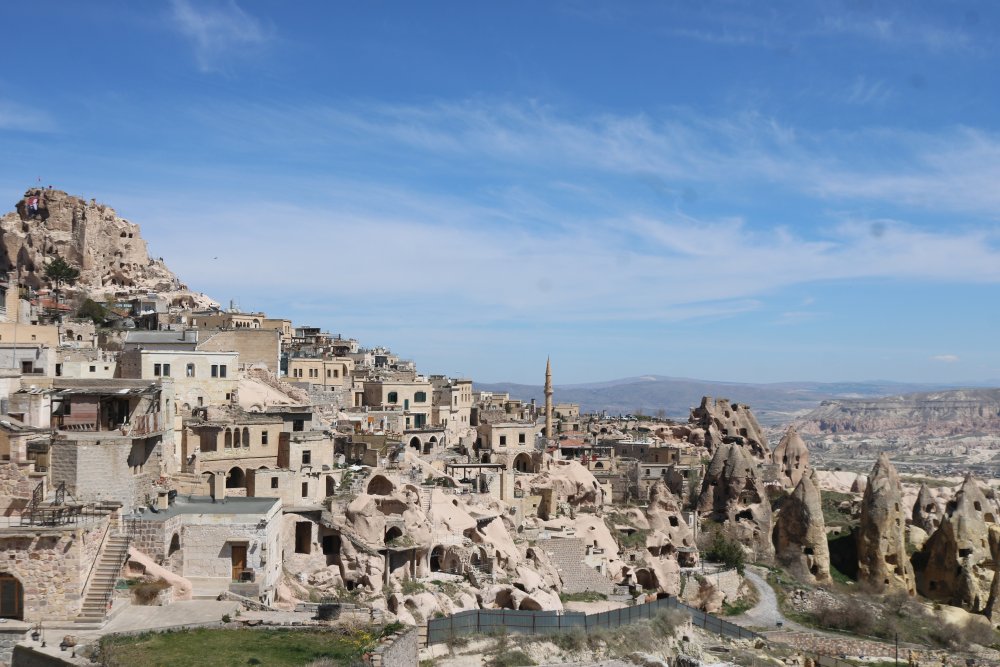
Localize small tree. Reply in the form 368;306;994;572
703;530;746;574
44;256;80;302
77;298;108;325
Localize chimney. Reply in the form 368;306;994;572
157;492;169;511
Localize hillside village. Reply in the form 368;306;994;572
1;188;1000;666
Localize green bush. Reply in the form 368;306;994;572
703;531;746;574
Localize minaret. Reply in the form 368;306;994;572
544;356;553;440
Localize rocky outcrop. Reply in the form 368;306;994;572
697;442;774;560
1;188;211;305
915;475;1000;618
773;471;831;584
797;389;1000;437
771;426;809;489
856;453;915;594
690;397;769;458
912;483;943;533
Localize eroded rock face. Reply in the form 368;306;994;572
915;475;1000;617
856;453;915;594
912;483;943;534
772;427;809;489
690;397;769;459
697;442;774;560
773;471;831;584
0;189;203;301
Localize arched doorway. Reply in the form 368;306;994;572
168;533;181;556
480;453;491;464
513;453;533;473
326;476;336;496
385;526;403;544
430;546;445;572
226;466;245;488
367;475;394;496
0;573;23;619
409;436;421;451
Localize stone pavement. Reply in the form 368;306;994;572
72;599;240;641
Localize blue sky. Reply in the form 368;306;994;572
2;1;999;384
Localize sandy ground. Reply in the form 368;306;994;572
563;600;629;614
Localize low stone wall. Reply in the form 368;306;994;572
365;627;418;667
10;644;75;667
0;626;29;667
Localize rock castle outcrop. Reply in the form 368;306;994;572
690;396;770;459
1;188;207;304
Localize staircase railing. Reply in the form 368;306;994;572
80;516;114;606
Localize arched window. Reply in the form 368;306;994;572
242;427;250;447
224;428;233;448
234;428;242;447
387;392;398;404
414;391;427;403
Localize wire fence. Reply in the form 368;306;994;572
426;595;761;645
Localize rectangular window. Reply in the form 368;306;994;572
302;450;311;465
499;435;507;446
271;477;278;489
89;365;96;373
518;433;526;444
293;420;304;432
261;431;268;445
333;369;339;378
326;369;331;377
211;365;218;377
186;363;195;377
301;482;309;498
154;363;161;376
218;365;227;378
163;363;171;377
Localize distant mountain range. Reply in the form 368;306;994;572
474;375;996;425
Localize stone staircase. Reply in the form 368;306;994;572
543;537;614;595
76;533;130;623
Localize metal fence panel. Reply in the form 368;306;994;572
426;595;762;646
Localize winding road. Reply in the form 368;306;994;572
728;566;806;633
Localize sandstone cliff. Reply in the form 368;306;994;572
797;389;1000;437
1;188;213;306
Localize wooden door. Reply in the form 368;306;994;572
231;545;247;581
0;574;23;619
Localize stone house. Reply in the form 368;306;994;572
363;376;433;429
287;356;354;389
118;348;238;412
47;378;174;510
475;421;542;472
181;412;286;493
126;495;282;603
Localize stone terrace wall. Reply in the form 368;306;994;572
126;514;181;560
0;517;110;622
366;627;418;667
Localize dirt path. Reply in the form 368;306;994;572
728;566;807;633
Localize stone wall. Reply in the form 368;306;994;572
0;464;35;516
50;437;162;511
0;626;30;667
197;330;280;373
11;643;76;667
126;515;182;561
0;517;110;622
366;627;418;667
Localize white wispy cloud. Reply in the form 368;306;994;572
0;101;56;132
931;354;960;363
169;0;270;73
845;76;893;106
